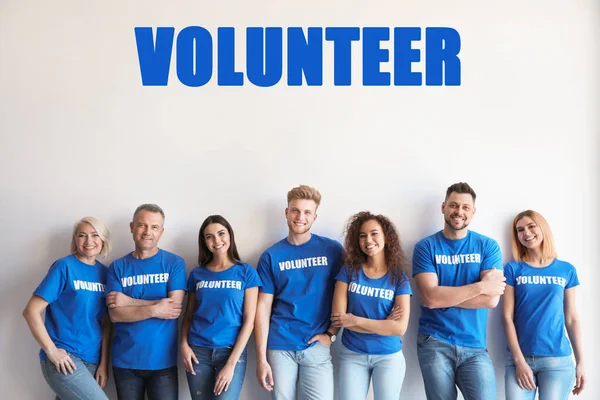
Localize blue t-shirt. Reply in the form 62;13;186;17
505;259;579;357
187;262;262;348
412;230;502;348
106;249;187;370
257;234;344;351
335;265;412;355
34;254;108;364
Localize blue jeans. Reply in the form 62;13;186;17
505;353;575;400
338;343;406;400
417;334;496;400
186;345;247;400
113;365;178;400
41;355;108;400
267;343;333;400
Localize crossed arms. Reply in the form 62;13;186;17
106;290;185;322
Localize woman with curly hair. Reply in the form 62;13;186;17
331;211;412;400
502;210;585;399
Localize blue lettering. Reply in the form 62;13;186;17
217;27;244;86
425;27;461;86
362;27;390;86
287;27;323;86
394;27;422;86
325;27;360;86
135;26;462;87
176;26;213;87
135;27;175;86
246;27;283;87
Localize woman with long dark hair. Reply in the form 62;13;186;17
181;215;261;399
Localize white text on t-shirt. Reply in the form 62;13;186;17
516;275;567;287
435;253;481;265
196;280;243;290
278;257;328;271
348;282;394;300
121;273;170;288
73;280;106;292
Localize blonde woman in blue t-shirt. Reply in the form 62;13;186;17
502;210;585;399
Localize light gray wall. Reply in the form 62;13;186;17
1;1;598;398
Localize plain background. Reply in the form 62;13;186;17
1;1;597;399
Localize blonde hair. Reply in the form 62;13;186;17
511;210;557;262
70;216;112;259
287;185;322;207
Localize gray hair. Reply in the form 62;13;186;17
133;203;165;221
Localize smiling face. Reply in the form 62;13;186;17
285;199;318;236
74;222;103;262
203;223;230;257
516;216;544;250
359;219;385;258
130;210;164;252
442;192;476;232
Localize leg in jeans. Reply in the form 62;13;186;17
455;346;496;400
146;366;179;400
338;344;371;400
371;350;406;400
112;367;145;400
417;334;458;400
41;355;108;400
505;354;537;400
536;356;575;400
187;346;217;399
267;349;299;400
297;343;334;400
213;348;247;400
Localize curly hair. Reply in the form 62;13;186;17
343;211;409;285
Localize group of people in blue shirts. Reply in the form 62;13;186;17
23;182;585;400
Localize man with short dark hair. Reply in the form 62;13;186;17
105;204;186;400
413;182;505;400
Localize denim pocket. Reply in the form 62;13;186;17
417;334;435;345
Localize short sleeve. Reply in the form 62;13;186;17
504;262;515;286
412;241;436;276
33;260;67;304
395;273;412;296
244;264;262;289
335;265;350;283
106;262;123;293
257;253;275;294
565;264;580;289
481;239;503;272
168;257;187;292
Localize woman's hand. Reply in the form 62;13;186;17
214;362;235;396
386;306;404;321
515;359;536;391
95;362;108;388
330;312;359;328
573;362;586;395
47;348;77;375
181;343;199;375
